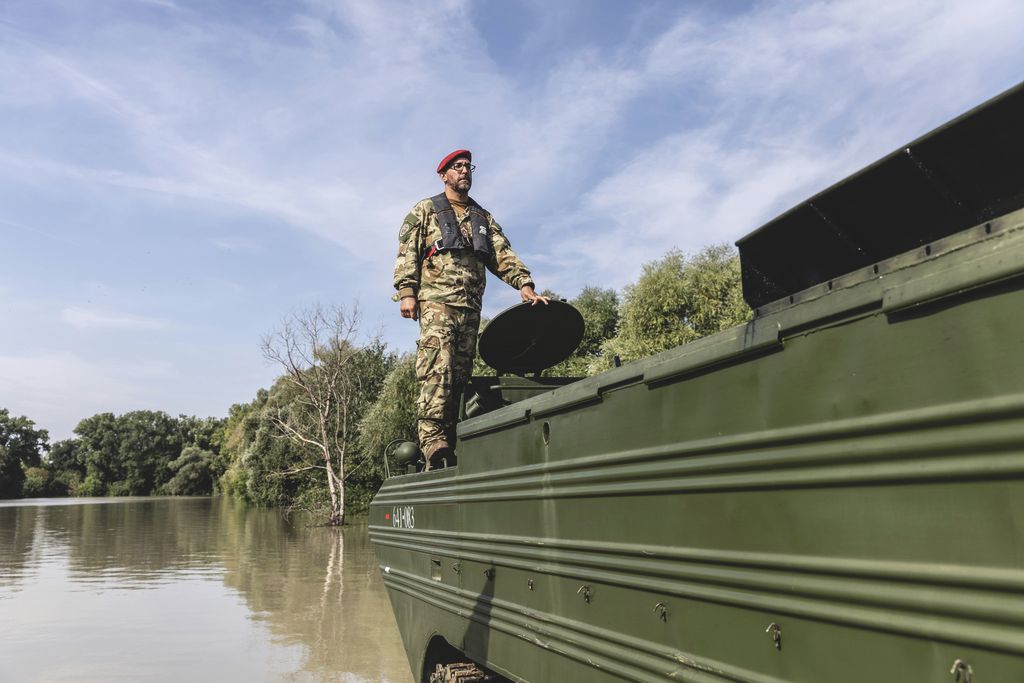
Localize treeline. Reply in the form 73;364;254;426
0;409;225;498
0;244;749;514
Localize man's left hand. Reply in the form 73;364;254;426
520;285;550;306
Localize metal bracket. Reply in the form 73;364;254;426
653;602;668;622
950;659;973;683
765;622;782;651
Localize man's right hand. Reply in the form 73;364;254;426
400;296;419;321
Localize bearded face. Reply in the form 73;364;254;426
440;158;473;194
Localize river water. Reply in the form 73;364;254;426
0;497;413;683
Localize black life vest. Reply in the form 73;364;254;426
426;193;492;260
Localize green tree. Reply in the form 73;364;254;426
0;409;49;498
71;411;220;496
176;414;227;489
47;438;86;496
355;354;418;488
600;244;750;367
177;415;225;453
21;467;53;497
74;412;120;493
573;286;620;355
113;410;182;495
77;474;106;497
217;400;258;499
48;438;85;474
544;286;620;377
161;446;217;495
217;388;313;508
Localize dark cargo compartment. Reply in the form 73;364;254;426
738;81;1024;309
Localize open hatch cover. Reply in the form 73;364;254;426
736;81;1024;310
477;300;584;376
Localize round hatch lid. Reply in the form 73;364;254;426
477;300;584;375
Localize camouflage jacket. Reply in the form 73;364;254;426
393;197;534;311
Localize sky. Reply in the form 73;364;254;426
1;0;1022;440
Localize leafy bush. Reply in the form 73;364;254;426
77;474;106;497
161;446;216;496
21;467;53;498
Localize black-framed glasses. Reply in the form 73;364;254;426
449;162;476;172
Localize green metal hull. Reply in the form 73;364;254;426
371;207;1024;681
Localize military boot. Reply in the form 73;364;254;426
423;441;452;472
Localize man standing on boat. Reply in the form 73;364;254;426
393;149;548;470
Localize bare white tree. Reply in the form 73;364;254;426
260;303;372;526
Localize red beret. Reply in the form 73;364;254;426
437;149;471;173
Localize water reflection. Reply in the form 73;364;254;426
0;503;39;590
0;497;412;682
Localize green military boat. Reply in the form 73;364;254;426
370;82;1024;682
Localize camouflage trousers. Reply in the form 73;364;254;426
416;301;481;456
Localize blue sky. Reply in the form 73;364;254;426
2;0;1022;440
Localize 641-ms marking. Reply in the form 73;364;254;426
392;506;415;529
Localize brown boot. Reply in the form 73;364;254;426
431;445;455;470
423;441;449;472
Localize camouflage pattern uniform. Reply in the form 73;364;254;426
394;197;534;457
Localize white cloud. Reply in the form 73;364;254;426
60;307;173;331
0;352;173;439
0;0;647;264
131;0;180;9
209;236;264;253
542;0;1024;291
0;215;84;247
2;0;1021;268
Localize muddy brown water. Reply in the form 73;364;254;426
0;496;412;682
